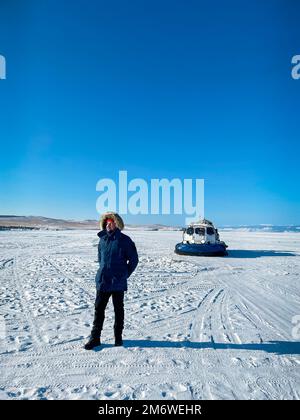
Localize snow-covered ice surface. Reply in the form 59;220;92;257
0;229;299;400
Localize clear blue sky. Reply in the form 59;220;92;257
0;0;299;226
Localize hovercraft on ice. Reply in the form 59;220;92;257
175;219;228;256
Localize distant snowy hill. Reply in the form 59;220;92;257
220;225;300;233
0;215;98;230
0;215;181;231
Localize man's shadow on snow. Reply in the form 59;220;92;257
227;250;297;258
95;340;300;355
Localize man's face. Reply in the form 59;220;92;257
106;218;116;232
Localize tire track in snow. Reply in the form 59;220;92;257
186;285;270;399
12;256;45;351
219;273;291;341
187;287;225;399
193;264;290;341
0;259;14;270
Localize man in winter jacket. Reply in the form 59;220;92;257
84;212;138;350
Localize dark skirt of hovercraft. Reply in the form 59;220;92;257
175;242;228;256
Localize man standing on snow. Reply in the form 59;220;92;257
84;212;139;350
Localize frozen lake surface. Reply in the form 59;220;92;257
0;229;299;400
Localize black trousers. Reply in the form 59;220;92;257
91;291;124;338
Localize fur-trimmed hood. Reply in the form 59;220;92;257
99;212;125;231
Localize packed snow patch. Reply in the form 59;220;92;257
0;229;299;399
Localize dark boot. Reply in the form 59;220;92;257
114;335;123;346
84;337;101;350
114;327;123;346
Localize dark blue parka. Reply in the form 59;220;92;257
95;228;139;292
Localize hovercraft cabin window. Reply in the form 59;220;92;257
186;227;194;235
195;228;205;235
206;227;215;235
